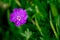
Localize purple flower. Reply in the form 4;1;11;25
10;8;28;26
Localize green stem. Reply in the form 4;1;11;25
49;12;58;39
56;24;59;36
35;18;44;36
56;17;59;34
50;20;58;39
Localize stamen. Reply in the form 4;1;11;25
17;16;21;21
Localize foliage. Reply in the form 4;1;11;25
0;0;60;40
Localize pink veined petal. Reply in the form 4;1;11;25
10;13;13;18
20;19;26;24
18;9;25;17
10;13;16;22
15;21;22;26
13;8;18;12
10;17;16;22
13;8;20;16
19;10;27;18
24;10;27;14
23;15;28;20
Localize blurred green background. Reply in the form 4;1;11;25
0;0;60;40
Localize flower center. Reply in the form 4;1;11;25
17;16;21;21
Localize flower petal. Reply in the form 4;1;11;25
20;20;26;24
13;8;18;12
10;13;16;22
10;8;28;27
23;15;28;20
15;21;22;26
